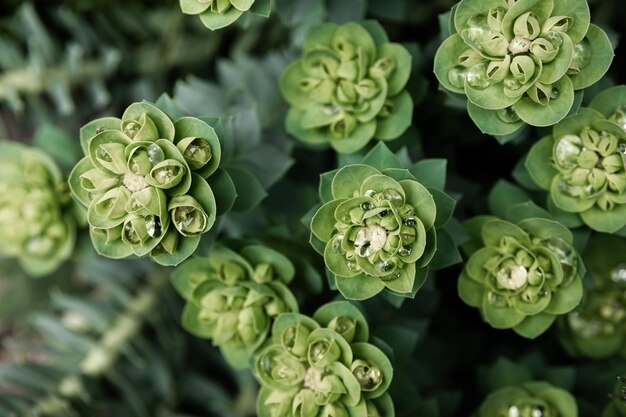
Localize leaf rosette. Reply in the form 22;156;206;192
0;142;76;276
311;164;438;301
526;89;626;233
171;244;298;368
69;101;221;265
179;0;271;30
477;381;577;417
459;216;585;338
253;301;394;417
281;22;413;154
434;0;614;136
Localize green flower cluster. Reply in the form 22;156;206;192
171;245;298;368
281;22;413;154
459;216;584;338
527;86;626;233
253;302;394;417
69;101;221;266
179;0;271;30
0;142;75;276
477;382;577;417
434;0;613;136
311;164;437;300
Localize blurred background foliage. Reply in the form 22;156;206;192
0;0;625;416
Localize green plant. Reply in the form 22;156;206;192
477;381;577;417
179;0;271;30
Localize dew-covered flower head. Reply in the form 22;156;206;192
477;382;577;417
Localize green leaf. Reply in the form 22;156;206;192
430;228;462;269
362;142;403;170
226;166;268;212
458;270;485;308
430;188;455;227
467;103;524;137
488;180;530;219
250;0;271;16
544;278;583;314
482;298;526;329
375;91;413;140
123;101;175;141
589;85;626;117
525;136;557;190
378;43;412;96
199;7;244;30
570;24;614;90
170;257;212;300
512;313;557;339
206;168;237;216
319;169;339;203
335;273;385;300
383;262;415;295
433;34;470;94
400;180;436;230
518;218;572;243
514;76;575;127
409;159;447;190
311;199;344;242
180;0;211;15
580;203;626;233
331;164;380;199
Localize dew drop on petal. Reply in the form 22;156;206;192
375;259;396;274
398;245;412;257
497;107;521;124
466;63;490;90
447;66;467;89
147;144;165;166
507;406;521;417
360;202;374;210
573;41;591;69
364;189;376;198
382;188;404;207
487;291;507;307
543;31;563;47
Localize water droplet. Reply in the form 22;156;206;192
504;76;522;90
447;66;467;89
398;245;412;257
496;107;520;124
346;259;357;270
404;217;417;226
154;166;181;185
543;237;578;280
360;202;374;210
333;316;354;333
383;188;404;207
123;222;140;244
507;406;521;417
378;209;389;218
353;364;382;390
531;405;545;417
554;134;583;168
487;291;507;307
145;215;161;238
611;264;626;284
124;121;140;138
619;143;626;154
310;341;328;362
375;260;396;274
544;30;563;47
573;41;591;69
147;144;165;166
550;88;559;100
539;289;549;297
332;234;344;254
97;146;112;162
364;189;376;197
283;326;296;351
466;63;490;90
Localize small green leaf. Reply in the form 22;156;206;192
512;313;557;339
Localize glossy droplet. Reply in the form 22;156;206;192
539;289;549;297
364;189;376;197
531;406;545;417
124;121;140;138
543;30;563;47
124;222;140;244
404;217;417;226
145;215;161;238
346;259;357;270
310;341;328;362
507;406;521;417
375;260;396;273
448;66;467;89
353;364;382;390
497;107;520;124
333;316;354;333
504;76;522;90
97;146;112;162
283;326;296;351
550;88;559;100
487;291;507;307
611;264;626;284
466;64;490;90
383;188;404;207
260;351;276;374
361;202;374;210
554;134;583;168
147;144;165;166
618;143;626;154
378;209;389;218
154;166;181;185
543;237;577;280
398;245;412;257
332;234;344;254
573;41;591;69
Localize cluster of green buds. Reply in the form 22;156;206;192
179;0;271;30
281;22;413;154
459;216;584;338
253;301;394;417
171;245;298;368
69;101;221;266
526;86;626;233
434;0;613;136
477;382;577;417
0;142;76;276
311;164;438;300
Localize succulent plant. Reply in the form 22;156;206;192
281;21;413;154
477;381;578;417
253;301;394;417
459;216;584;338
434;0;614;136
171;244;298;368
179;0;271;30
0;141;76;276
310;164;438;300
69;101;221;266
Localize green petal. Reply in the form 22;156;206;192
514;76;574;127
549;175;597;213
199;7;243;30
589;85;626;117
580;203;626;233
303;23;339;50
122;102;175;141
329;120;377;154
512;312;557;338
79;117;122;155
551;0;589;44
517;218;573;243
332;165;381;199
89;226;134;259
383;263;415;295
324;238;360;278
68;157;97;207
458;269;485;308
482;297;526;329
544;277;582;314
336;273;385;300
312;200;345;242
454;0;508;33
540;387;578;417
351;342;393;399
501;0;554;40
481;219;530;247
466;246;500;282
377;43;411;96
570;24;614;90
230;0;254;11
399;180;436;230
525;136;557;190
313;301;369;343
467;102;524;136
240;245;296;283
174;117;221;178
179;0;211;14
375;91;413;140
433;34;471;94
539;32;573;85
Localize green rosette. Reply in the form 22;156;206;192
458;216;584;339
0;141;76;276
526;88;626;233
68;101;222;266
171;244;298;369
478;381;578;417
281;22;413;154
434;0;614;136
179;0;271;31
253;301;395;417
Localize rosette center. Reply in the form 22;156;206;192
354;225;387;257
122;172;149;192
